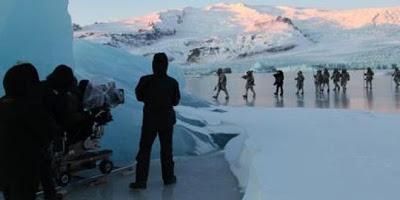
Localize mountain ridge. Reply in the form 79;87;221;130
75;3;400;72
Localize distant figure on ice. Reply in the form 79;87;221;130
322;68;330;93
273;70;284;96
213;68;229;100
341;69;350;92
314;70;323;92
131;53;181;190
392;66;400;88
364;67;374;90
242;70;256;99
295;71;305;95
0;63;60;200
331;69;341;92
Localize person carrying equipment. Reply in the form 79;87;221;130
314;70;323;93
341;69;350;92
392;66;400;88
273;70;284;96
364;67;374;90
331;69;341;92
295;71;305;95
242;70;256;99
213;68;229;100
322;68;330;93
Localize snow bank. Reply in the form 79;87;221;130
180;106;400;200
0;0;73;78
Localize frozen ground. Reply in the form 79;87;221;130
59;153;241;200
178;106;400;200
186;70;400;113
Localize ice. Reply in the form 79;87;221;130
65;153;242;200
0;0;219;166
73;40;222;164
0;0;73;79
180;106;400;200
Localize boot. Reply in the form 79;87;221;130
164;176;177;186
129;182;147;190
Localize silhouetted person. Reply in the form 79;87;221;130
322;68;330;93
213;68;229;100
392;67;400;88
40;65;79;200
295;71;305;95
273;70;284;96
0;63;60;200
364;67;374;90
341;69;350;93
331;69;341;92
242;70;255;99
314;70;323;92
130;53;181;190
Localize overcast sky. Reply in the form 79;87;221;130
69;0;400;25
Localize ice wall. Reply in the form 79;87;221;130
74;40;191;165
0;0;74;79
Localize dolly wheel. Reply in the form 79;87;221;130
99;160;114;174
57;172;71;187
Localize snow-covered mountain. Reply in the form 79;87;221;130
75;3;400;72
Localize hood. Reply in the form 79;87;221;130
3;63;39;98
152;53;168;76
47;65;76;92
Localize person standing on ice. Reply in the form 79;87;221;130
392;66;400;88
131;53;181;190
41;65;79;200
295;71;305;95
213;68;229;100
322;68;330;93
364;67;374;90
341;69;350;92
242;70;256;99
331;69;341;92
314;70;323;93
273;70;284;96
0;63;60;200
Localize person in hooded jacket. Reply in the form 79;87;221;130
130;53;181;190
40;65;90;199
295;71;305;95
273;70;284;96
0;63;61;200
331;69;341;92
364;67;374;90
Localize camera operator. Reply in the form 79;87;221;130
39;65;81;200
42;65;102;199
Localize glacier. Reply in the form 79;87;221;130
75;3;400;72
0;0;74;79
0;0;220;166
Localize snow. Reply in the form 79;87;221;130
177;106;400;200
75;3;400;72
0;0;74;77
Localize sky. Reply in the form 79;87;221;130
69;0;400;25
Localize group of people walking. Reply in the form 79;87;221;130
212;66;400;101
314;68;351;93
